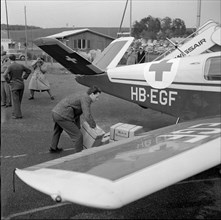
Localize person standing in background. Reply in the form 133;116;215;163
137;46;146;63
28;57;54;100
126;47;137;65
1;57;12;107
3;54;31;119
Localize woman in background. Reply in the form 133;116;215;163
28;57;54;100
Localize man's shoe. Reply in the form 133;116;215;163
49;147;63;153
28;96;34;100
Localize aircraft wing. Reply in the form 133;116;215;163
15;116;221;209
34;37;104;75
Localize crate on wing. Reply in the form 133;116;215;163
110;123;144;142
81;121;105;149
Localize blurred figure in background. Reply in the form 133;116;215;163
126;47;137;65
28;56;54;100
137;46;146;63
1;57;12;107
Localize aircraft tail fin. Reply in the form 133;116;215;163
92;37;134;70
34;37;104;75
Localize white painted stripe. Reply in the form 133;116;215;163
108;79;221;92
3;202;70;220
12;154;27;158
170;84;221;92
64;148;75;151
177;177;220;185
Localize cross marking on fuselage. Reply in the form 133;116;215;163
66;56;77;63
149;60;173;81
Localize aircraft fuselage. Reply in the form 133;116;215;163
76;52;221;121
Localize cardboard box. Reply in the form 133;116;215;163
81;121;105;149
110;123;143;141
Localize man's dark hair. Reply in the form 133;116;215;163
9;54;16;61
87;85;101;95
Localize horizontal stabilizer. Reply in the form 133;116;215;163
34;37;104;75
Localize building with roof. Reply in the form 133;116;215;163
1;30;15;52
46;28;115;52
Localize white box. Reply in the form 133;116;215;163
81;121;105;149
110;123;143;141
110;123;124;140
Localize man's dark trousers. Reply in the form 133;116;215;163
51;112;83;152
11;88;24;118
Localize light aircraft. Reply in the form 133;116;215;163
15;20;221;210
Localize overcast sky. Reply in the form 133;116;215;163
1;0;220;29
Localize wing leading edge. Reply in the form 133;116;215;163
15;116;221;209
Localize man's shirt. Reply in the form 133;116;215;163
3;62;31;90
52;93;96;128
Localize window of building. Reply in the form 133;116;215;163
204;56;221;80
73;39;90;49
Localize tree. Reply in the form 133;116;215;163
1;24;42;30
159;17;173;38
171;18;186;37
161;17;172;31
132;16;161;40
131;20;146;39
131;15;189;40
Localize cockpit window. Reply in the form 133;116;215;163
204;56;221;80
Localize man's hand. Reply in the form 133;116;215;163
94;126;104;135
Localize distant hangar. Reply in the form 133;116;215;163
46;28;115;52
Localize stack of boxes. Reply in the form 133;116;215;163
81;121;144;149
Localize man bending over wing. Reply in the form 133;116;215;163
49;85;101;153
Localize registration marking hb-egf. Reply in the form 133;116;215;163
131;86;178;106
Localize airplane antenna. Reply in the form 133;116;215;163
166;38;186;57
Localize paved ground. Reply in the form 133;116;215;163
1;71;221;219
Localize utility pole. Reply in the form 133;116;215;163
24;5;28;64
5;0;10;39
196;0;201;30
118;0;129;37
129;0;132;36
